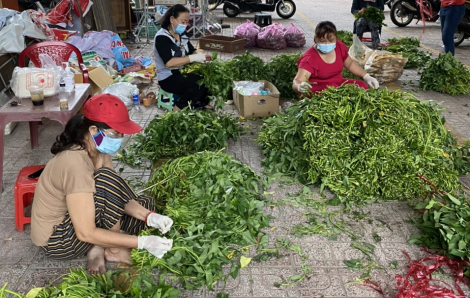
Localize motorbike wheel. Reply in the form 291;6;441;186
223;3;239;17
208;0;221;11
276;0;296;19
390;0;415;27
454;29;466;46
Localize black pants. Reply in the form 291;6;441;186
41;168;154;259
158;72;209;109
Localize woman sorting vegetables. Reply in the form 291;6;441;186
292;21;380;94
31;94;174;274
154;4;213;111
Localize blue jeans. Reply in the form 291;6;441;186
440;4;465;55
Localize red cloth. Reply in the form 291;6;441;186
297;41;368;93
441;0;465;7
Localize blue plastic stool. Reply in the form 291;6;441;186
157;88;180;111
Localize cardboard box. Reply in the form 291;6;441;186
233;80;280;119
72;66;113;95
199;35;245;53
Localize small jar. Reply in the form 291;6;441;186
59;82;68;110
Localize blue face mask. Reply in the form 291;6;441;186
92;130;123;154
173;23;187;35
317;43;336;54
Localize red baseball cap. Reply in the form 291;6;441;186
83;93;142;134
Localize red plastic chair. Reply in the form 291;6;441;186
18;41;89;83
14;165;45;232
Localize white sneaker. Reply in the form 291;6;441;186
436;19;441;24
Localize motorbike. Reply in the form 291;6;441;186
222;0;296;19
390;0;440;27
454;0;470;46
385;0;398;9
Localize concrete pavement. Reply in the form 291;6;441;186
0;0;469;297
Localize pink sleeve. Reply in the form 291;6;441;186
298;55;315;74
337;41;349;62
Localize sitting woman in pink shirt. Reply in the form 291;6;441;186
292;21;379;94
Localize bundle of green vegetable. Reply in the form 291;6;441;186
264;53;302;100
409;191;470;276
337;30;354;47
419;52;470;96
226;51;266;82
256;85;470;205
132;151;270;290
181;52;302;100
384;37;431;68
354;6;386;28
117;110;243;167
1;268;180;298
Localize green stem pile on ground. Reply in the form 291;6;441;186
1;268;180;298
181;52;302;101
384;37;431;69
337;30;354;48
419;52;470;96
256;85;470;205
409;191;470;277
131;151;270;290
116;110;243;167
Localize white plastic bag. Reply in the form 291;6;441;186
11;66;61;98
102;82;134;108
348;34;374;68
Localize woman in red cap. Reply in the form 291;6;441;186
31;94;173;274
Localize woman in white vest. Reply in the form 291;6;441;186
154;4;214;111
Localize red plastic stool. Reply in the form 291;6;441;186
14;165;45;232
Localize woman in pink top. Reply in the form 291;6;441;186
292;21;379;94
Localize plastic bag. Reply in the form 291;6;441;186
364;50;408;83
284;23;306;48
257;23;286;50
233;81;269;96
102;82;135;108
348;34;374;68
11;66;61;98
234;20;260;47
109;32;137;71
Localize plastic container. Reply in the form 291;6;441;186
29;85;44;106
59;81;68;110
132;89;141;111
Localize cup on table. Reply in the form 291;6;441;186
29;85;44;106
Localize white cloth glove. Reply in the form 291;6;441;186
147;212;173;234
297;81;311;93
137;236;173;259
363;74;380;89
189;54;206;63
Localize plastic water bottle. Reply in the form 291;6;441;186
132;89;141;112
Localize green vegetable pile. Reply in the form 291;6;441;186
132;151;270;290
337;30;353;47
354;6;386;28
181;52;302;101
409;191;470;275
419;52;470;96
264;53;302;100
117;110;243;167
256;85;470;205
384;37;431;69
1;268;180;298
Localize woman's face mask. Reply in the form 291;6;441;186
172;15;188;34
317;43;336;54
92;130;123;154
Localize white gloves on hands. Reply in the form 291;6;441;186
297;81;311;93
189;53;206;63
363;74;380;89
138;236;173;259
147;212;173;234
